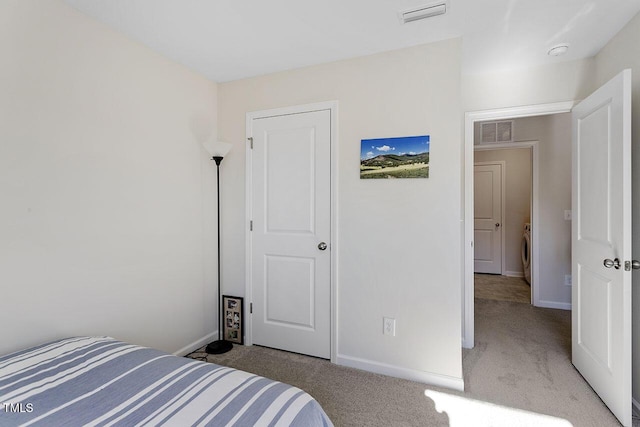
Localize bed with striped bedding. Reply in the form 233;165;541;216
0;337;333;426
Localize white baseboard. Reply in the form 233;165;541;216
633;397;640;417
504;271;524;278
336;354;464;392
536;300;571;310
172;332;217;356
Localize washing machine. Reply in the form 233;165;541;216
521;223;531;285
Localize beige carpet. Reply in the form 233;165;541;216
474;273;531;303
188;299;637;426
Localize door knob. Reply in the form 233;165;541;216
624;260;640;270
495;223;501;227
318;242;327;251
603;258;621;269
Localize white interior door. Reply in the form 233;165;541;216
474;163;503;274
572;69;632;426
249;109;331;359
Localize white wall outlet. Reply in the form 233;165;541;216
383;317;396;336
565;274;572;286
564;210;572;220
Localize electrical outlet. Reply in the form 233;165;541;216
383;317;396;336
565;274;572;286
564;210;572;220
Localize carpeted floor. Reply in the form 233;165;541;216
187;298;637;426
474;273;531;303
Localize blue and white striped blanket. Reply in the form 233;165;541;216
0;337;333;427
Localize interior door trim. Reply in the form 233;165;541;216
245;101;339;363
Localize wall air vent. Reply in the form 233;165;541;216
479;121;514;144
401;2;447;24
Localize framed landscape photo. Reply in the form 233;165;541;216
222;295;244;344
360;135;430;179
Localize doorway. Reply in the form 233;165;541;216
464;72;634;426
469;140;542;344
462;102;574;349
474;145;534;304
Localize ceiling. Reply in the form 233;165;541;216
64;0;640;83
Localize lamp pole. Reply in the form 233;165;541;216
206;155;233;354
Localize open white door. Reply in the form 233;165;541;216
572;69;632;426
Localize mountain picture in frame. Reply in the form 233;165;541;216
360;135;430;179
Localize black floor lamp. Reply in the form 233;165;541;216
202;140;233;354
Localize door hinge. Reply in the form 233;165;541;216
249;220;253;231
250;303;253;314
248;137;253;149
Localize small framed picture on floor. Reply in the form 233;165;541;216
223;295;244;344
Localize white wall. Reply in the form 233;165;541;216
511;115;573;307
462;58;596;112
474;147;532;276
593;10;640;411
0;0;219;355
218;40;464;385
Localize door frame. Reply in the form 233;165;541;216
245;101;339;362
463;101;574;349
473;160;506;275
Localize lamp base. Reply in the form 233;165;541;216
205;339;233;354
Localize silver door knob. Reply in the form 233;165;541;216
318;242;327;251
603;258;621;269
495;223;500;227
632;260;640;270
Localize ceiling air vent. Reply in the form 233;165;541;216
480;121;514;144
401;2;447;24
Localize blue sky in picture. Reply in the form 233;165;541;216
360;135;430;160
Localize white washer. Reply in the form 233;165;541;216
521;223;531;285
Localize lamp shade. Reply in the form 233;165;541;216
202;141;232;158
